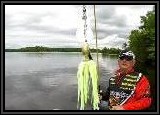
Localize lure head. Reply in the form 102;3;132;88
82;39;90;61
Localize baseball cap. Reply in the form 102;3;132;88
119;50;135;61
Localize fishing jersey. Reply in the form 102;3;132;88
109;72;152;110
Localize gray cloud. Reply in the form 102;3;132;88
94;6;127;27
5;11;76;38
89;5;128;39
5;5;154;49
91;26;129;40
25;24;76;36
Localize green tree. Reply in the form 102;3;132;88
122;42;128;50
128;7;155;71
139;8;155;63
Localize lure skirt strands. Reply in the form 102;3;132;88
77;60;100;110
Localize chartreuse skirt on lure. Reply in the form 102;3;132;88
77;60;100;110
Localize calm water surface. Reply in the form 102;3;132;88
5;52;118;110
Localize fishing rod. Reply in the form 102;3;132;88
93;5;100;88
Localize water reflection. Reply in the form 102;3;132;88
5;52;117;110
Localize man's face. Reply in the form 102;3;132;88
118;56;135;70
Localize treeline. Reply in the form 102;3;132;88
5;46;81;52
5;46;120;55
100;47;121;55
128;7;155;70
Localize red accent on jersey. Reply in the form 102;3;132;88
122;75;152;110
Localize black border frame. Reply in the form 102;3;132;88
1;0;159;114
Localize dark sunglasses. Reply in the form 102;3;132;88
119;56;133;61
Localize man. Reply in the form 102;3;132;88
99;49;152;110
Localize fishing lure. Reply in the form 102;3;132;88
77;59;100;110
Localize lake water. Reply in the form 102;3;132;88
5;52;118;110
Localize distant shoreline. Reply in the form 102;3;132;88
5;46;120;55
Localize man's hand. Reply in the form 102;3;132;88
110;105;124;110
98;90;103;101
98;94;102;100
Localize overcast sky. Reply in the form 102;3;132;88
5;5;154;49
